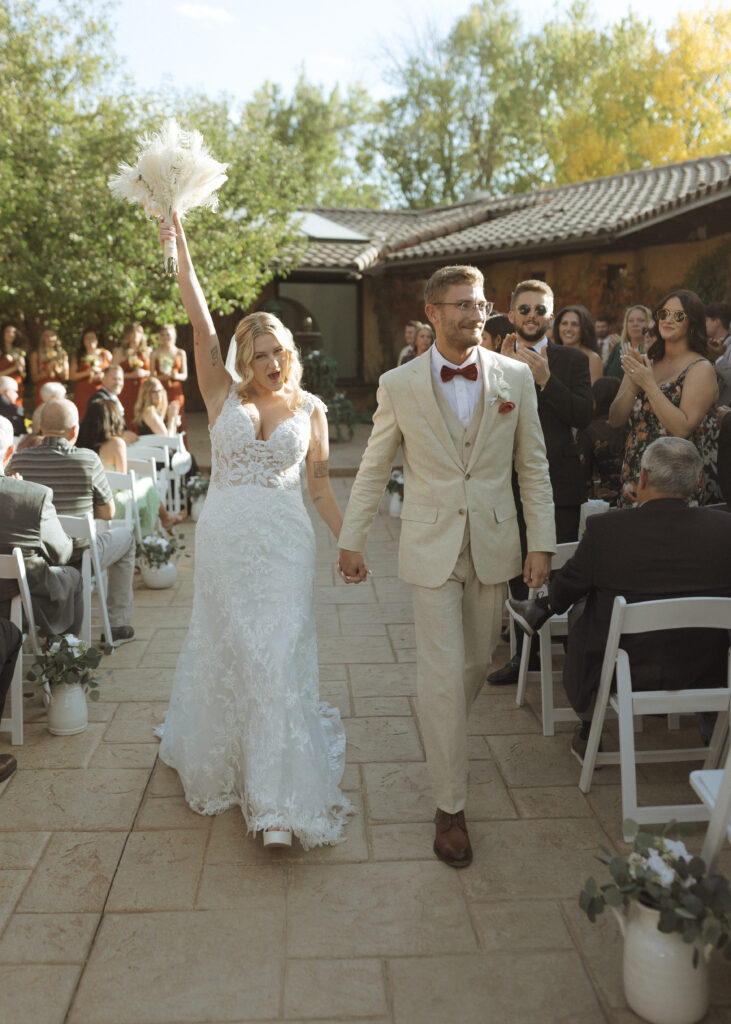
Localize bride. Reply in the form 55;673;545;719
155;214;352;849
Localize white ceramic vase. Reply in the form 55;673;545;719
190;496;206;522
615;901;709;1024
43;682;88;736
388;492;403;517
140;561;177;589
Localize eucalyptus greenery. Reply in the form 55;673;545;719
580;820;731;966
26;634;112;701
184;474;210;500
138;532;186;569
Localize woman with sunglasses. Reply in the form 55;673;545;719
609;290;720;505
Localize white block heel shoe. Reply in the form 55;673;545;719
262;826;292;849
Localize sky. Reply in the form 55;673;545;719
108;0;713;107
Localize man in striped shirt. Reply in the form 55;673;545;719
8;400;136;644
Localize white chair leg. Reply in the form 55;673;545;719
515;633;531;707
539;624;555;736
616;666;640;834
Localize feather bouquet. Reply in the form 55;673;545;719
108;119;228;275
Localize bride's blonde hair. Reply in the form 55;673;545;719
233;312;305;408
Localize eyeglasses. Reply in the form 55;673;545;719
516;304;549;317
655;308;687;323
641;327;655;336
432;301;493;316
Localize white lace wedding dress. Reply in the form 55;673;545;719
156;385;352;848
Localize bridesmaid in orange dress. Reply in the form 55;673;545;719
112;323;151;429
0;324;26;406
29;328;69;407
151;323;188;432
69;329;113;419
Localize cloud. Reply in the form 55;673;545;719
173;3;235;25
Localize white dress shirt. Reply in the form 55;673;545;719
528;336;548;356
430;345;481;430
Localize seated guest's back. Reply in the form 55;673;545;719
0;416;82;637
7;400;136;645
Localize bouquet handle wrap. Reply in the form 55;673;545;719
162;220;178;276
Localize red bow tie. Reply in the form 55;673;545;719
441;363;478;383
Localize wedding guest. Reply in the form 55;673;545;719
578;376;625;504
554;305;603;383
0;416;83;639
609;290;720;506
508;437;731;760
604;304;651;379
69;329;112;419
29;328;69;407
705;302;731;406
0;616;22;781
0;324;26;406
151;324;187;430
594;313;619;366
718;407;731;506
31;381;67;435
133;377;180;437
397;320;421;365
7;400;136;645
87;365;138;444
481;314;512;352
0;376;27;435
77;397;183;535
112;323;151;426
401;324;434;363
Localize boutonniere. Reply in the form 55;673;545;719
498;401;516;414
488;368;512;407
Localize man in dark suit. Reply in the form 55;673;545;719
488;278;593;683
508;436;731;758
0;376;28;435
0;417;83;638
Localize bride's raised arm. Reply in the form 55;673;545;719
158;214;230;419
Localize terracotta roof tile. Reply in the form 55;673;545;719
295;154;731;272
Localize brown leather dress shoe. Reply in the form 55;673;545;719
0;754;17;782
433;809;473;868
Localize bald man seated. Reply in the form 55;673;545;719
8;399;136;644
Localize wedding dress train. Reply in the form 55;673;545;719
156;385;351;849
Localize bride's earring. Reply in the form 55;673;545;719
262;826;292;849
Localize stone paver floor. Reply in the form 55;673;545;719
1;473;730;1023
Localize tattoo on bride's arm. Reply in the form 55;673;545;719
313;460;329;479
210;344;219;367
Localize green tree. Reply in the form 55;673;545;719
243;72;384;208
0;0;305;348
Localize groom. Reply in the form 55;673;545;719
338;265;556;868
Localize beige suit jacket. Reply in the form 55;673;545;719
339;346;556;588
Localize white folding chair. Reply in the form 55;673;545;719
512;541;579;735
131;434;189;513
0;548;42;744
128;442;171;507
690;743;731;872
105;469;142;544
579;596;731;838
57;513;113;647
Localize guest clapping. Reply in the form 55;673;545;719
609;290;720;505
554;306;603;383
604;305;651;379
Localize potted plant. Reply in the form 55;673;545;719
27;634;112;735
138;531;185;589
184;473;210;521
580;820;731;1024
385;470;404;517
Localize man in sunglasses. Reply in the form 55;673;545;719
487;279;593;686
338;264;555;867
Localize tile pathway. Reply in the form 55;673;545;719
1;423;730;1023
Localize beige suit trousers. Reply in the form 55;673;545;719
410;535;503;813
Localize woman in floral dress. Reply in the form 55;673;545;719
609;290;720;506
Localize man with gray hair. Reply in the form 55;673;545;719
507;436;731;760
0;375;27;435
7;399;136;644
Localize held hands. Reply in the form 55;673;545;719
337;549;370;584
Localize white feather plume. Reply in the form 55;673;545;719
108;119;228;272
